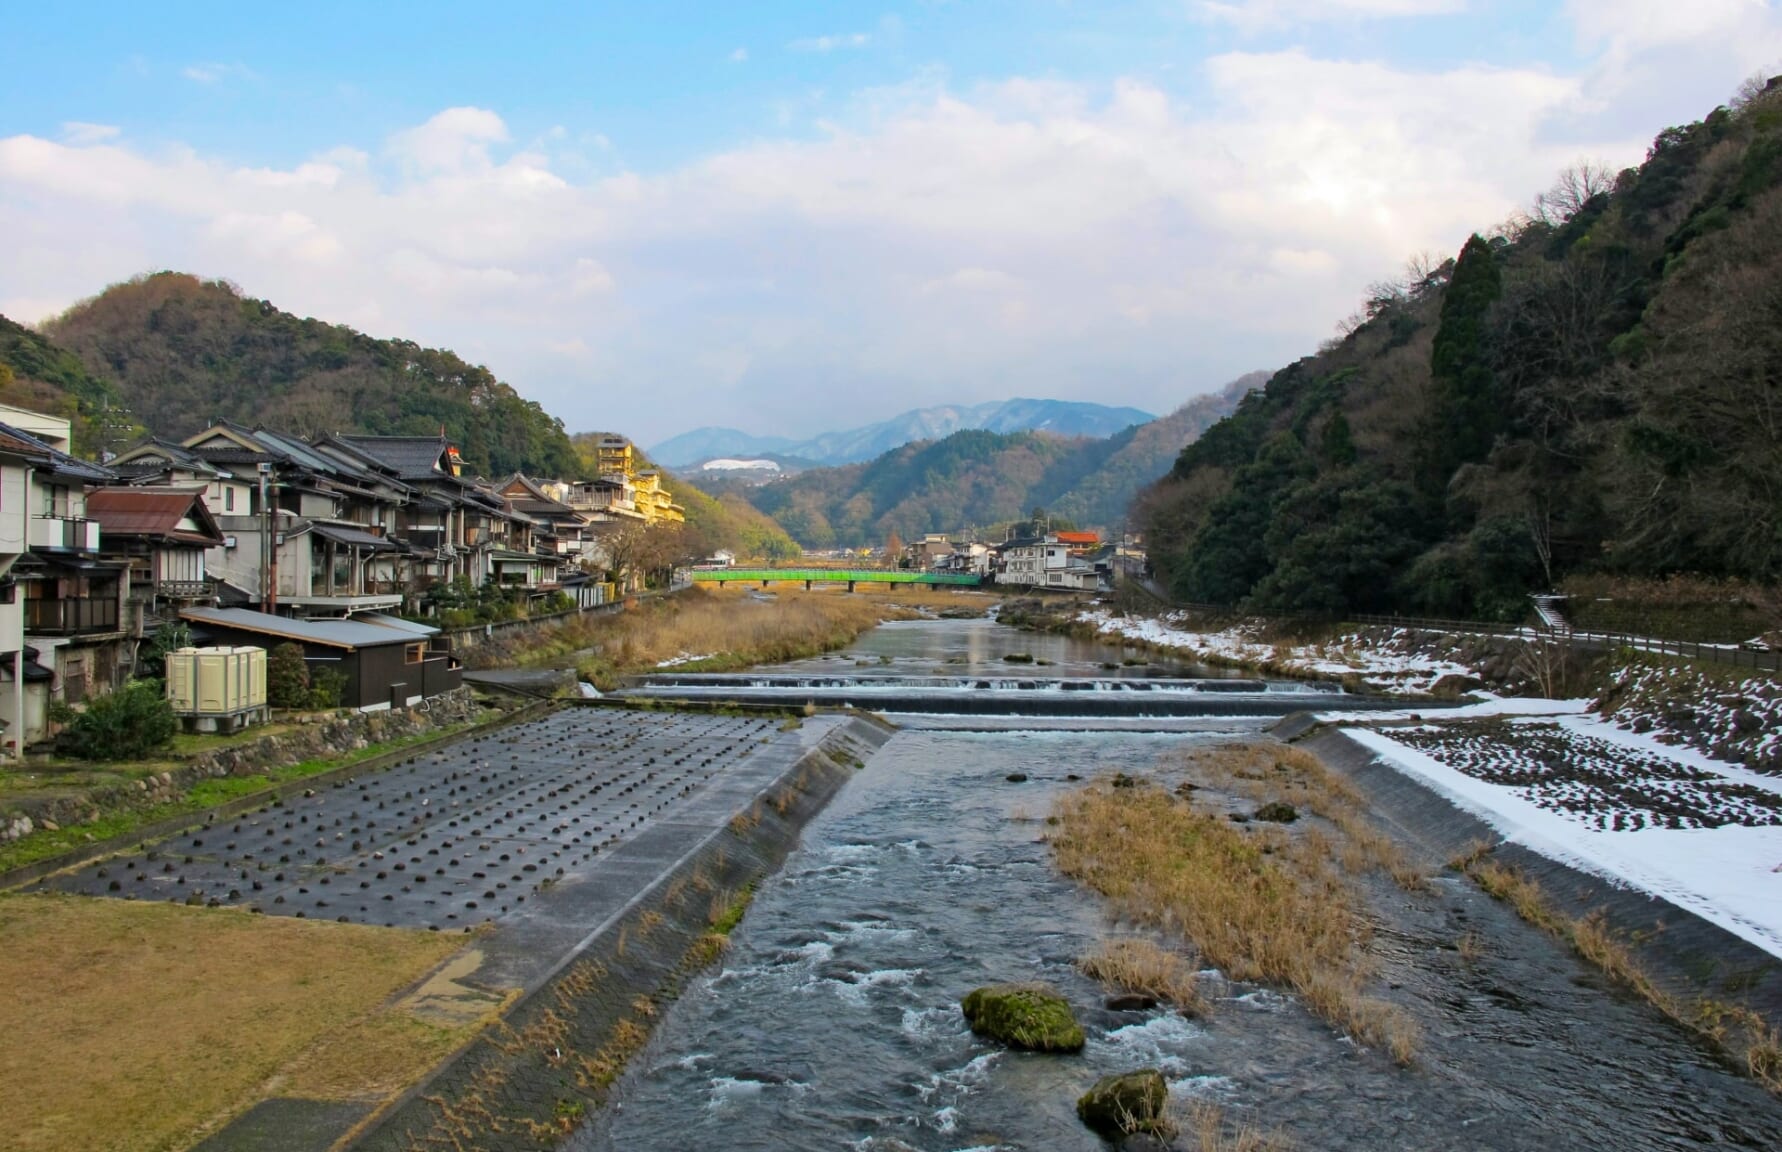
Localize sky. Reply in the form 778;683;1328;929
3;2;1780;446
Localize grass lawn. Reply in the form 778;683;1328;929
0;893;477;1152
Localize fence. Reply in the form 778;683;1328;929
1149;594;1782;675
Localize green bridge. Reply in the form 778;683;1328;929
690;567;983;590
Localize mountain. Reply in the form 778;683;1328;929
728;378;1255;547
41;272;579;478
650;398;1155;469
645;427;797;466
1139;79;1782;620
12;277;787;559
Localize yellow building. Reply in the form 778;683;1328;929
591;437;684;525
631;469;685;525
595;436;634;479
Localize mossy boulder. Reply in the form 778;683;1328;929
1077;1068;1168;1136
1253;800;1298;823
960;984;1086;1052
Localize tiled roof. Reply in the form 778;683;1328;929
0;421;114;482
336;435;452;480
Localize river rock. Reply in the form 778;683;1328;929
1105;993;1158;1012
1077;1068;1167;1137
960;984;1086;1052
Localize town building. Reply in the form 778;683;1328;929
86;486;225;630
180;607;462;712
995;534;1106;592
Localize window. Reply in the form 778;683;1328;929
405;643;425;664
225;487;235;512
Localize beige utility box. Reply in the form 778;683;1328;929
166;646;269;733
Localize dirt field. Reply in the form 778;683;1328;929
0;892;475;1152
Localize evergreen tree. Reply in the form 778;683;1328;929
1424;234;1504;495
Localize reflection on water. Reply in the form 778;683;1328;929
578;722;1782;1151
766;616;1241;681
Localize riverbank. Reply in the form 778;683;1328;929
1004;598;1508;695
1294;724;1782;1094
471;584;994;688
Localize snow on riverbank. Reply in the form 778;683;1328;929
1079;609;1477;695
1346;722;1782;959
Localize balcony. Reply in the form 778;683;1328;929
30;516;100;552
26;596;120;635
155;580;214;601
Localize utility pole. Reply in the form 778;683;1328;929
258;463;277;612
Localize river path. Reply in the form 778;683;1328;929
577;617;1782;1151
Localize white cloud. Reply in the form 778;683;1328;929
788;33;870;53
61;122;120;146
921;267;1023;294
1196;0;1463;30
181;62;254;84
387;106;511;173
2;6;1776;442
731;47;749;62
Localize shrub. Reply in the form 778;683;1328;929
138;621;193;679
267;642;310;708
55;680;177;760
308;667;349;710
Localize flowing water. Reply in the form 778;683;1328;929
580;618;1782;1151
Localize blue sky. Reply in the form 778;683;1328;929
4;2;1779;444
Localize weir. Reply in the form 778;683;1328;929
622;671;1419;718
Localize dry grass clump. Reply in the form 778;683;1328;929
0;892;466;1152
1051;769;1418;1063
1078;937;1208;1015
566;587;919;687
1186;742;1427;892
1461;855;1782;1095
1180;1102;1291;1151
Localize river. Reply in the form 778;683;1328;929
580;616;1782;1151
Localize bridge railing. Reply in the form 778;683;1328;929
689;567;983;587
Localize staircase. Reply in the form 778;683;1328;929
1531;595;1572;634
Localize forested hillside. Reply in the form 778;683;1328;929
0;314;135;455
735;376;1257;547
43;273;579;477
1140;78;1782;620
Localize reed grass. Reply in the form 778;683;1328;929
554;588;921;688
1051;762;1418;1063
1078;937;1209;1015
1180;1103;1290;1152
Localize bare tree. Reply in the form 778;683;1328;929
1532;162;1614;226
590;519;679;591
1732;69;1782;114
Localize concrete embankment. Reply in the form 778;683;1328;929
329;711;890;1152
1289;720;1782;1027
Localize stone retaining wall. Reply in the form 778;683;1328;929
2;689;480;846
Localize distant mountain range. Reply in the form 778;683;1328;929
715;375;1263;546
649;398;1156;469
